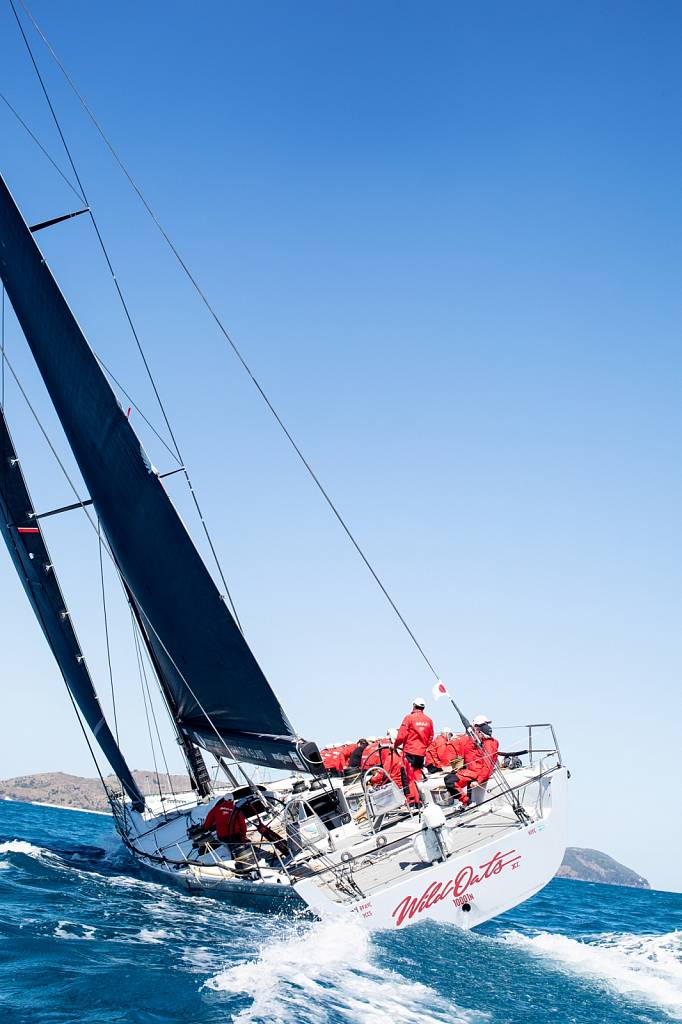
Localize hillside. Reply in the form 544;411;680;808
556;846;650;889
0;772;651;888
0;771;191;813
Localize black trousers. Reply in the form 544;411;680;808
404;753;425;772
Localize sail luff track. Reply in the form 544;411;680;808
0;172;308;774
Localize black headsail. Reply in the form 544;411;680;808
0;173;316;774
0;408;145;810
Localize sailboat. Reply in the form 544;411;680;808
0;20;567;929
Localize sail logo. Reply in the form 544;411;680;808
391;849;521;928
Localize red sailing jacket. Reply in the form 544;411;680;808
202;800;247;843
426;733;468;769
321;747;347;773
395;711;434;756
425;733;449;769
460;734;500;784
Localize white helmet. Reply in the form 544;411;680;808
413;696;426;708
472;714;492;726
387;727;398;742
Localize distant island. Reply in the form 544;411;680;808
556;846;649;889
0;771;650;889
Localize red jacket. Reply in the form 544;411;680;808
321;747;347;774
395;710;434;756
460;734;500;784
426;733;467;769
202;800;247;843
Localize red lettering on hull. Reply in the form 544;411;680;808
391;849;521;927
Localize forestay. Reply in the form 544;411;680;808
0;172;311;774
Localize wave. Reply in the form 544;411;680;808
205;917;487;1024
502;928;682;1019
0;839;52;857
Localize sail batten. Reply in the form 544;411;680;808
0;172;310;775
0;408;144;809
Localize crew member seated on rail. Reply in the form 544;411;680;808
202;792;253;874
393;698;434;781
444;715;499;806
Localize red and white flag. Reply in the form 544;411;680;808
432;679;449;701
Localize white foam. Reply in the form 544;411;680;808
503;928;682;1019
0;839;51;858
54;920;97;941
137;928;170;943
205;917;487;1023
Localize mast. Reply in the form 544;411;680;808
0;171;321;776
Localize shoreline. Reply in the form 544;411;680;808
1;797;112;817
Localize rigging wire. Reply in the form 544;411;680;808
94;353;181;466
131;616;165;805
15;0;440;680
130;612;178;800
0;91;83;203
1;350;113;552
9;0;244;631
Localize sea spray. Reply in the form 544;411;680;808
205;916;485;1023
501;928;682;1020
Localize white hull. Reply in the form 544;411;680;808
113;752;567;933
297;767;567;931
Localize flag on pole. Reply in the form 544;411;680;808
432;679;449;701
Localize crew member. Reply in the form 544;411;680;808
360;741;419;805
320;744;347;776
346;739;369;772
445;715;499;806
425;728;454;772
341;740;358;763
360;736;383;771
202;792;252;874
393;698;434;781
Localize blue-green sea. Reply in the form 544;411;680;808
0;799;679;1023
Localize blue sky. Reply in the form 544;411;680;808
1;1;680;890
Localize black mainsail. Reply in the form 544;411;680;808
0;408;145;809
0;173;313;775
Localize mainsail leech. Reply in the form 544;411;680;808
0;408;145;809
0;173;311;774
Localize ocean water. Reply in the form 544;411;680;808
0;800;679;1024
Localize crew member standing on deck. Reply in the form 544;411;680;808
393;698;434;781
